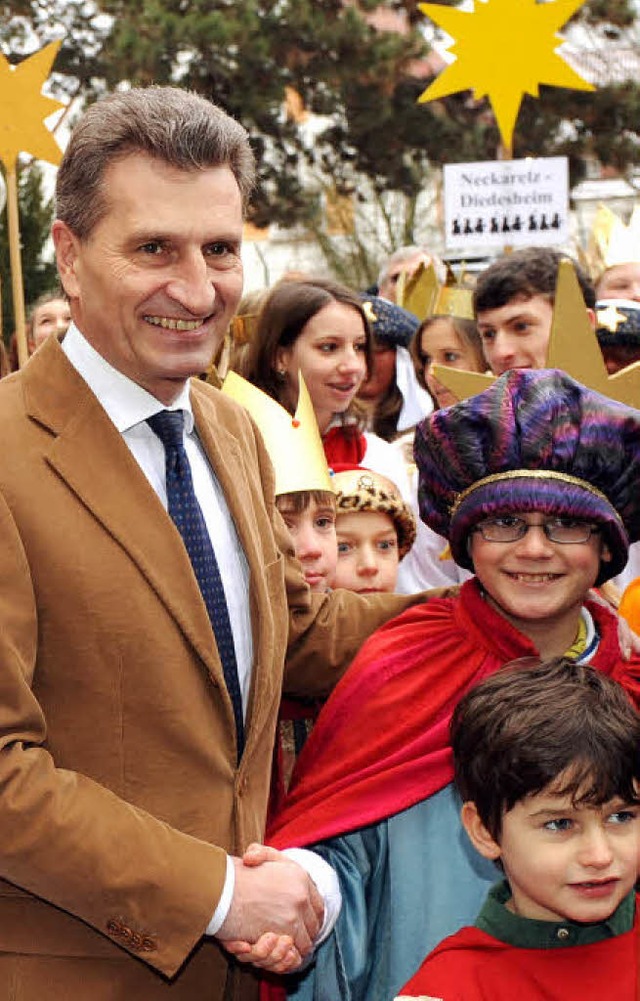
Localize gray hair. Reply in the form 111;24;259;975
377;244;445;288
56;86;256;239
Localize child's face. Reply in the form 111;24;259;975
32;298;71;350
357;344;396;404
419;318;482;409
277;498;338;593
597;262;640;302
479;782;640;924
468;512;609;648
333;510;399;594
476;294;553;375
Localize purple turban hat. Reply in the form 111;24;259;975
414;369;640;585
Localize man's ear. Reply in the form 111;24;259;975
460;801;502;861
52;220;81;300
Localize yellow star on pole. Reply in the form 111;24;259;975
0;41;65;172
418;0;594;151
433;261;640;408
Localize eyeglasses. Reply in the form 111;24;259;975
472;516;601;545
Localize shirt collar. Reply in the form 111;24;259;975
61;322;194;433
476;879;635;949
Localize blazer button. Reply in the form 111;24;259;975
141;936;157;952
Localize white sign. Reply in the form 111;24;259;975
443;157;569;251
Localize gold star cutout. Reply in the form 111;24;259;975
418;0;594;150
0;41;65;171
596;304;627;335
433;261;640;407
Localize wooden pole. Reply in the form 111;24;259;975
6;166;29;369
498;140;514;253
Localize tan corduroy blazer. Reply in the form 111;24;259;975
0;338;420;1000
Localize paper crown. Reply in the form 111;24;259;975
397;261;474;321
432;259;640;407
221;371;332;497
587;203;640;277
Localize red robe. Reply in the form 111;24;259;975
269;579;640;849
398;910;639;1000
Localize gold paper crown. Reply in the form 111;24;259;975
397;261;438;320
221;371;333;497
398;261;474;321
433;259;640;407
587;203;640;278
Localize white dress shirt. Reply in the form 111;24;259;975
61;323;340;942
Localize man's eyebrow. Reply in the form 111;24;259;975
477;309;533;329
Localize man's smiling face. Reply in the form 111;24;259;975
53;153;244;404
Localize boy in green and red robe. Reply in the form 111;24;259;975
398;657;640;1001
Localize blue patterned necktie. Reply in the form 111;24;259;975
147;409;245;760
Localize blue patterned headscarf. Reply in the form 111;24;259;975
360;294;419;349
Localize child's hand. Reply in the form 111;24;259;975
223;932;303;973
241;842;283;867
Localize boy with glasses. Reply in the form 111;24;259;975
234;368;640;1000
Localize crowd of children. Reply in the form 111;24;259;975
215;221;640;998
224;364;640;1001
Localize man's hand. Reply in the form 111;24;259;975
215;845;324;959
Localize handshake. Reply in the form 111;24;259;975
216;844;328;975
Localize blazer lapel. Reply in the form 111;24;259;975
22;341;221;679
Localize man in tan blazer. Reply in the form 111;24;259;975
0;87;425;1000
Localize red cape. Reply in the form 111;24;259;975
269;579;640;848
400;898;639;1000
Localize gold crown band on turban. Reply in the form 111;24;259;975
450;468;622;526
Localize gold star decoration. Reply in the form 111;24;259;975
596;304;628;335
362;300;379;325
433;261;640;407
418;0;594;151
0;41;65;171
